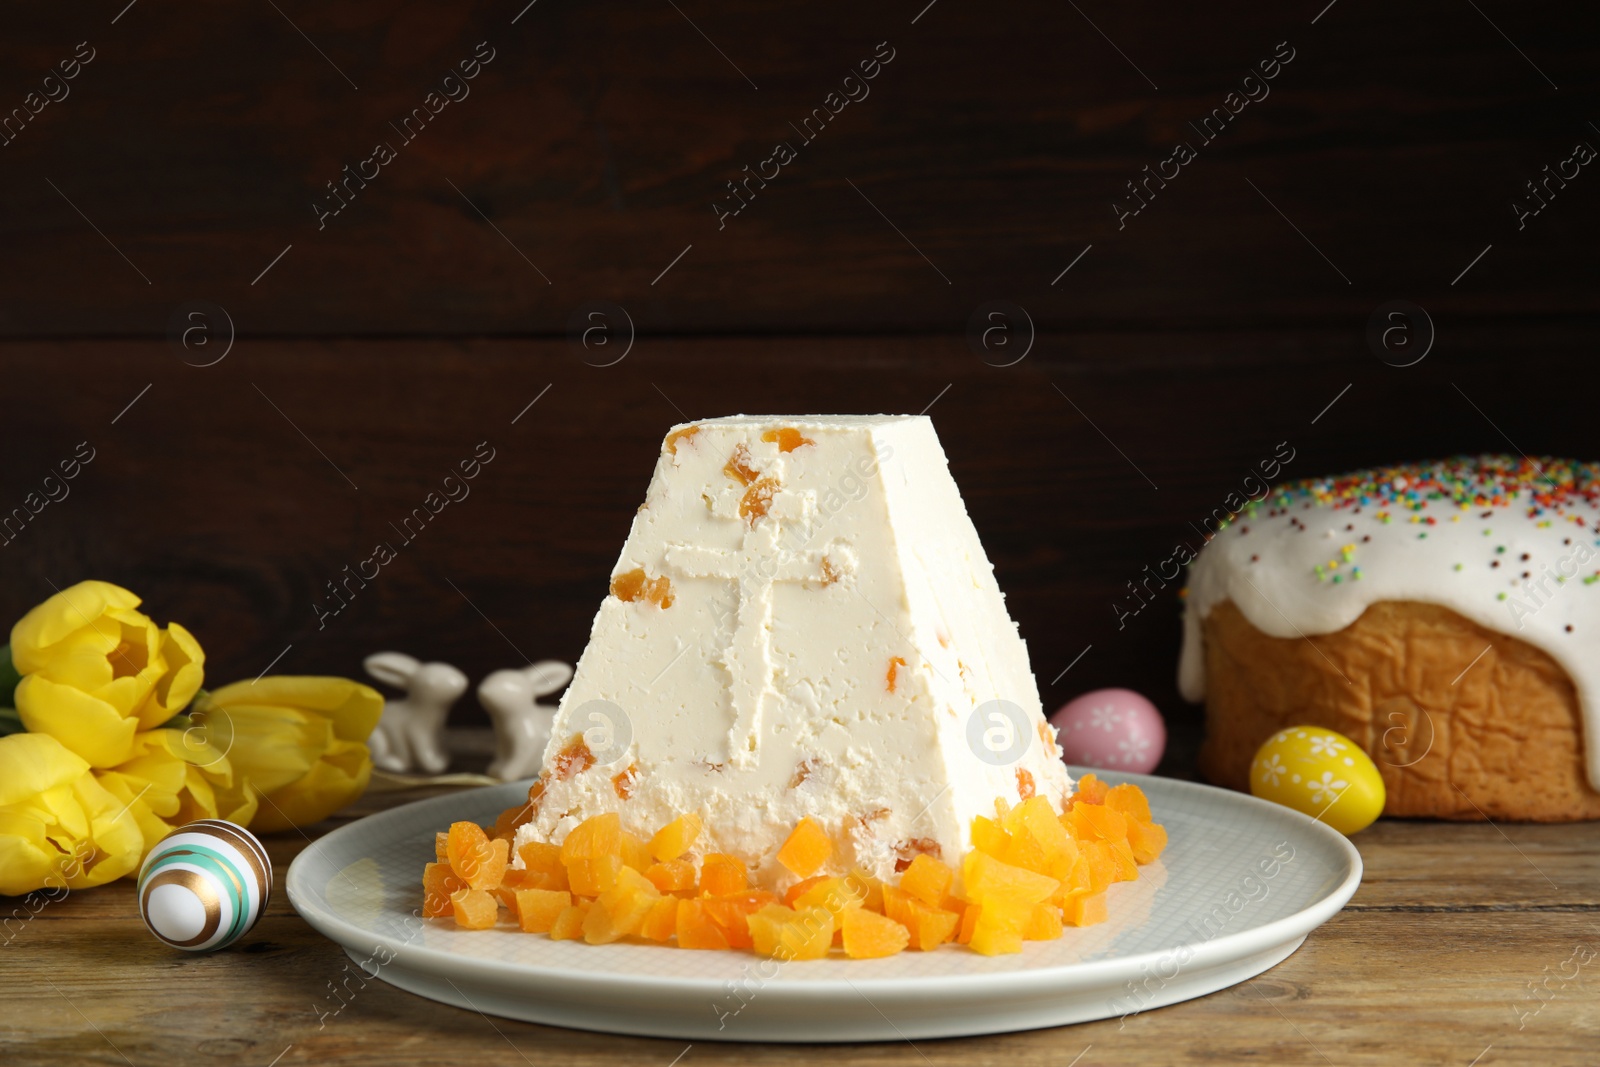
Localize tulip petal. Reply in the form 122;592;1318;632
253;739;372;832
0;732;91;806
206;676;383;743
10;581;141;674
144;622;204;728
16;675;139;768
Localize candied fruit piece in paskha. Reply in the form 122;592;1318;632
699;853;748;897
514;889;571;934
776;817;833;878
841;909;910;959
648;813;702;862
793;876;868;931
450;887;499;930
1069;802;1129;844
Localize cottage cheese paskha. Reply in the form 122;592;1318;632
515;415;1072;885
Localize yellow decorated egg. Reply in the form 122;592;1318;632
1249;726;1385;835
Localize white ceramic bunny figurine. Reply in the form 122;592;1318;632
363;652;470;775
478;660;573;780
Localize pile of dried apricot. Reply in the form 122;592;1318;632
421;774;1166;959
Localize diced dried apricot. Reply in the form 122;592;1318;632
699;853;748;897
793;876;868;929
567;855;624;897
969;900;1031;956
549;736;595;781
1104;782;1153;823
962;851;1060;907
640;896;679;942
561;813;622;864
1127;820;1169;864
1106;838;1139;882
749;904;834;961
1023;904;1063;941
1062;892;1108;927
620;832;652;872
519;840;564;875
971;815;1010;858
1016;768;1035;800
841;909;910;959
645;858;696;893
701;891;780;950
1073;774;1111;806
882;886;957;951
585;867;661;944
783;875;829;907
434;832;449;862
423;862;466;918
491;802;535;841
724;444;759;486
514;889;571;934
550;902;591;940
675;899;730;950
612;765;640;800
957;903;980;945
648;813;703;862
899;854;955;908
777;817;833;878
1070;803;1129;844
446;822;492;882
1079;840;1118;895
450;887;498;930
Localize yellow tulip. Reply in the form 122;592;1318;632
95;728;259;860
190;676;382;833
0;732;145;896
11;580;205;768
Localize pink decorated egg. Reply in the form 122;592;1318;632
1050;688;1166;774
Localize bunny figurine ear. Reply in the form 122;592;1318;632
525;661;574;695
364;651;421;688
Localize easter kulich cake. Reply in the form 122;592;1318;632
422;416;1166;957
1181;455;1600;821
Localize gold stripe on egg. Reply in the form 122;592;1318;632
139;868;223;948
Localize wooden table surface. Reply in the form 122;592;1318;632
5;737;1598;1067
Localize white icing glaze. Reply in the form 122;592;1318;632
1178;456;1600;788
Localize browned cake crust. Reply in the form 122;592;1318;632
1197;598;1600;821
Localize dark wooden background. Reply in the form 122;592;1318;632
2;0;1597;774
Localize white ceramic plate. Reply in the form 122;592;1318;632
287;771;1361;1042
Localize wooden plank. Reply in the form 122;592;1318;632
3;841;1596;1065
0;2;1594;333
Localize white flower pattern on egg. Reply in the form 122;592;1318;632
1088;704;1124;731
1307;770;1348;807
1308;734;1347;758
1257;753;1287;787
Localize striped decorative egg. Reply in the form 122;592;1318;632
137;819;272;952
